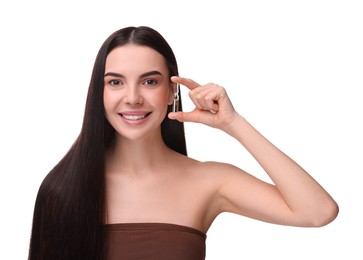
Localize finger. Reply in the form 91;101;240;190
190;92;218;112
204;99;219;113
168;111;201;123
189;85;220;112
171;76;200;90
187;91;205;111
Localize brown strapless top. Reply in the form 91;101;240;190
105;223;206;260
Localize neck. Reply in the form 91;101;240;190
105;132;174;175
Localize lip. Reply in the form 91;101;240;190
118;111;151;125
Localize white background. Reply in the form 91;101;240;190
1;0;362;259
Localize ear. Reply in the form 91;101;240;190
168;83;177;105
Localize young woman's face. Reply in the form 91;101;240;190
103;45;173;141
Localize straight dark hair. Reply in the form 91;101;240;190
28;26;187;260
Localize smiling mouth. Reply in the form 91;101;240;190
119;112;151;121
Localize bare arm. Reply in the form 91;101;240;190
169;76;338;227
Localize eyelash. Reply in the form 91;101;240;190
143;79;158;86
107;78;158;87
109;79;123;86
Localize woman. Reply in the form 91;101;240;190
28;26;338;260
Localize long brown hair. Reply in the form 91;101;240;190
28;26;187;260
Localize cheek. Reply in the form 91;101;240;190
103;90;116;117
148;88;171;106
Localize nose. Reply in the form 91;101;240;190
124;85;143;105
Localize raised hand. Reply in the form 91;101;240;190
168;76;239;131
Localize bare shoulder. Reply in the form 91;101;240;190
179;155;269;203
175;155;251;195
174;157;257;230
197;160;242;173
180;156;246;180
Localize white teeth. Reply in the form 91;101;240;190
122;114;146;120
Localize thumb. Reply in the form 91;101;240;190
168;111;200;123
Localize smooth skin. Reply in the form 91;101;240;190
104;45;338;233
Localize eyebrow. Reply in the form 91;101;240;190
104;70;163;78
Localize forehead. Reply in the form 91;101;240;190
105;45;168;74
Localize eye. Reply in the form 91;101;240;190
109;79;123;87
143;79;158;86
